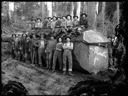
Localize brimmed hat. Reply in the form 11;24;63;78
81;13;87;17
66;15;72;19
57;17;61;19
53;16;57;19
48;17;52;19
73;16;78;18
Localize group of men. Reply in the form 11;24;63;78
10;13;89;76
30;13;88;35
11;33;74;76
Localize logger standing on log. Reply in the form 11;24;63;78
61;16;67;34
51;16;57;34
63;37;74;76
43;17;49;29
52;37;63;72
73;16;79;28
35;18;43;33
47;17;52;29
66;15;73;36
80;13;88;30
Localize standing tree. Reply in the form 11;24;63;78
76;2;81;20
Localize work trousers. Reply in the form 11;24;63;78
32;47;39;66
63;50;73;72
46;51;54;69
52;50;62;71
38;47;45;66
25;51;31;63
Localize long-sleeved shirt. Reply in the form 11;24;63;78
80;18;88;28
63;42;73;50
47;20;52;28
73;19;79;27
35;22;43;28
61;19;67;28
51;20;57;30
66;20;73;27
55;42;63;51
43;20;48;28
45;39;57;52
55;20;62;27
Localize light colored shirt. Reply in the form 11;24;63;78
63;42;73;50
35;22;43;28
66;20;73;27
40;40;44;48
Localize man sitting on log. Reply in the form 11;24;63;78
63;37;74;76
54;17;62;37
51;16;57;34
79;13;88;30
66;15;73;36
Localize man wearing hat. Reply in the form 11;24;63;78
61;16;67;34
43;17;49;28
35;18;43;33
51;16;57;33
62;37;74;76
73;16;79;28
66;15;73;36
54;17;62;36
47;17;52;29
80;13;88;29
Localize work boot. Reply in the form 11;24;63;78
68;71;73;76
63;71;66;75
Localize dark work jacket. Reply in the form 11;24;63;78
25;40;31;53
80;18;88;28
43;20;48;28
55;20;62;27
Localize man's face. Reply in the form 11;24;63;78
63;17;66;20
51;36;54;39
67;38;70;42
67;16;71;20
53;17;56;20
38;19;41;22
74;17;78;20
58;38;62;42
58;18;61;20
41;35;44;39
49;18;51;21
82;15;86;18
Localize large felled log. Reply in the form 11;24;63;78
72;30;110;74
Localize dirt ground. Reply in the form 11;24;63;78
1;42;110;95
2;58;92;95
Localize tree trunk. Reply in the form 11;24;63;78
94;2;99;30
102;2;106;35
76;2;81;20
117;2;120;24
46;2;52;17
71;2;74;17
41;2;45;20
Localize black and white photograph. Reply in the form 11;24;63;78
1;1;128;96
